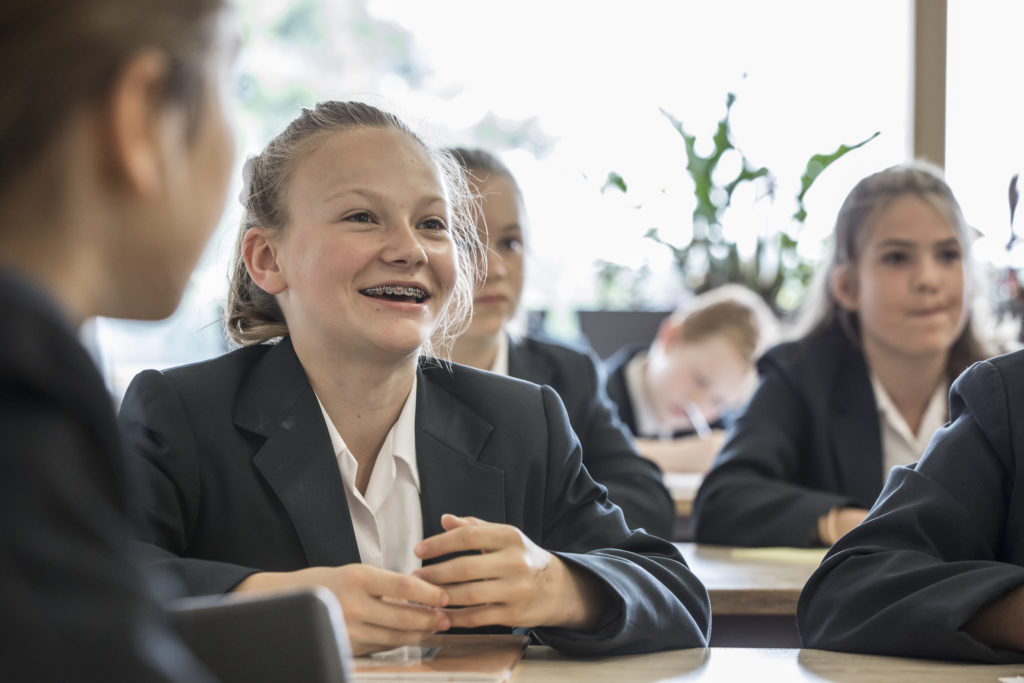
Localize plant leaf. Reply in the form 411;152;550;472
793;131;880;222
602;171;628;194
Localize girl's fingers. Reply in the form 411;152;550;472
416;518;521;560
366;568;450;608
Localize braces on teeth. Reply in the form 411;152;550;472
363;285;425;297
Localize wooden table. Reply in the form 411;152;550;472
674;543;826;647
664;472;702;517
675;543;825;616
514;646;1024;682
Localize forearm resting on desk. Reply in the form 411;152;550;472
635;430;726;474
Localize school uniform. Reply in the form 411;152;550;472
798;350;1024;663
507;336;674;538
692;322;885;547
118;337;712;656
0;267;213;682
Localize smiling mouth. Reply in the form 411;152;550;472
360;285;428;304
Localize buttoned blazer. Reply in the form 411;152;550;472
1;267;212;682
507;335;674;538
692;322;885;547
798;350;1024;663
118;337;711;655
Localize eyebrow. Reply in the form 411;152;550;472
875;237;960;249
323;187;447;211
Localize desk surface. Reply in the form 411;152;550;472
514;647;1024;682
675;543;826;615
664;472;702;517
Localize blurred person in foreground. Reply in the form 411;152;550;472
0;0;236;679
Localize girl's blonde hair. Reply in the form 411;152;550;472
801;161;993;378
226;101;485;358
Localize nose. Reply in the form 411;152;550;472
383;221;427;267
913;255;943;292
485;246;508;282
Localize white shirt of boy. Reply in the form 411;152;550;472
317;377;423;575
624;351;673;440
870;373;948;480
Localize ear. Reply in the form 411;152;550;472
101;49;174;195
653;316;684;350
242;227;287;295
830;264;860;312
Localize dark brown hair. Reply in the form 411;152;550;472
0;0;226;194
803;161;994;378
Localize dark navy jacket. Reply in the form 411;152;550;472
119;337;711;656
799;350;1024;663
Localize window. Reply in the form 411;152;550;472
96;0;914;395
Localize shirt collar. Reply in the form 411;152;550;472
487;334;510;376
624;350;668;439
316;374;421;492
870;372;948;449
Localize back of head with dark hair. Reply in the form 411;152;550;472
0;0;227;196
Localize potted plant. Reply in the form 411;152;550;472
601;91;878;317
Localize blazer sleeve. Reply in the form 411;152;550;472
572;349;674;539
529;386;711;655
119;369;262;596
1;388;215;682
798;358;1024;663
692;358;860;547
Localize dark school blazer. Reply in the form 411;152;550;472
0;267;213;682
692;322;885;547
603;343;727;440
508;335;674;538
799;350;1024;663
118;337;711;656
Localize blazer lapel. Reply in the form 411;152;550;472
415;365;506;541
234;338;360;567
829;345;885;504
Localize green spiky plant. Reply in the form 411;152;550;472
606;92;878;313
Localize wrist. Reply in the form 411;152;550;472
545;557;610;631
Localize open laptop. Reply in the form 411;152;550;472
169;588;352;683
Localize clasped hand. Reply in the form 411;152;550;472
234;513;605;656
413;513;600;631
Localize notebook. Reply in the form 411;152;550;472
354;634;529;682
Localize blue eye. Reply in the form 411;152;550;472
421;218;447;231
345;211;374;223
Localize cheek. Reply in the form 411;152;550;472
432;242;459;294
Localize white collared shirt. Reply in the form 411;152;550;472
486;334;510;376
870;373;948;480
623;351;669;439
317;377;423;575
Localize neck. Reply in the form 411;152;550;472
292;333;418;492
452;331;502;371
862;338;947;435
0;210;100;329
